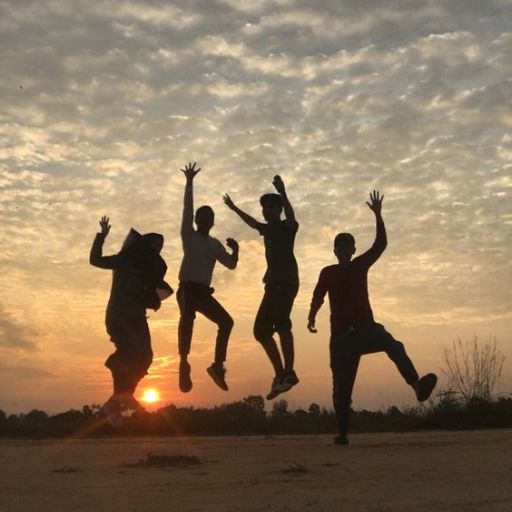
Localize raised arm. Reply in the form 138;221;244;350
223;194;262;230
273;175;295;223
359;190;387;266
181;162;201;236
216;237;239;270
89;216;120;269
307;268;328;333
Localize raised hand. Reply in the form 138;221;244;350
366;190;384;215
223;194;236;210
226;238;239;251
181;162;201;181
272;175;286;195
99;215;110;237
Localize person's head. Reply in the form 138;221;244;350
195;205;214;233
334;233;356;263
260;193;283;222
142;233;164;253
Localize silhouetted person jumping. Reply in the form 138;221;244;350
177;162;239;393
307;191;437;445
90;216;172;427
224;175;299;400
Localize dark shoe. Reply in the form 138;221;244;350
333;434;349;445
413;373;437;402
179;361;193;393
266;375;283;400
277;370;299;393
207;363;228;391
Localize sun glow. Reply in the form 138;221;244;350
141;388;160;404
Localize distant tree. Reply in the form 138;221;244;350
308;403;321;416
271;399;289;416
243;395;265;414
24;410;48;422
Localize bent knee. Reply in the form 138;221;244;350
253;325;272;343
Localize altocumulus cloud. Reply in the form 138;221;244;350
0;0;511;410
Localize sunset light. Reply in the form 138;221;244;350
141;389;160;404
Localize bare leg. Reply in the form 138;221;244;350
278;329;294;372
259;335;284;377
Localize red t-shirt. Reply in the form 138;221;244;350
310;219;387;334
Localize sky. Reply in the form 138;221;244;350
1;0;511;415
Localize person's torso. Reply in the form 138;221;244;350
324;259;373;332
262;220;299;285
179;231;221;286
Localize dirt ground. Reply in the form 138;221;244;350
1;429;511;512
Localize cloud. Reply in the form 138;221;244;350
0;305;37;351
1;0;511;410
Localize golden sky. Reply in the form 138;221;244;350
1;0;511;414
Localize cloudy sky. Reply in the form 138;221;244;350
1;0;511;414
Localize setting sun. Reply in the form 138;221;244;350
141;389;160;404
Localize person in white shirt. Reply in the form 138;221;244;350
177;162;239;393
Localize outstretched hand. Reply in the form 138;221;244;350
181;162;201;180
99;215;110;237
307;319;318;334
226;238;239;251
223;194;236;210
366;190;384;215
273;175;286;195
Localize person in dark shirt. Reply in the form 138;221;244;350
308;191;437;445
90;216;172;426
224;175;299;400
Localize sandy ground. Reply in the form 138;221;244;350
1;429;511;512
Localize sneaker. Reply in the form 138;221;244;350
413;373;438;402
207;363;228;391
179;361;193;393
266;375;283;400
333;434;349;446
276;370;299;393
103;397;124;428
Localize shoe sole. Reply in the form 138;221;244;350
207;367;228;391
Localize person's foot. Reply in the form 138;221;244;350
276;370;299;393
103;397;124;428
179;360;193;393
413;373;438;402
207;363;228;391
266;375;283;400
333;434;349;446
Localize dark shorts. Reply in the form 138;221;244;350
253;282;299;340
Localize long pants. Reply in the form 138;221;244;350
330;319;419;435
177;282;233;363
105;314;153;395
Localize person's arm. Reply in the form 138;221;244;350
216;238;239;270
181;162;201;237
307;269;328;333
273;175;296;225
223;194;263;231
359;190;387;266
89;216;120;269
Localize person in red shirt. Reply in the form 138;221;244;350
307;191;437;445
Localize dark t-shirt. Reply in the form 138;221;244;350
257;219;299;285
310;218;387;334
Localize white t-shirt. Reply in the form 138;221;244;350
179;230;236;286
